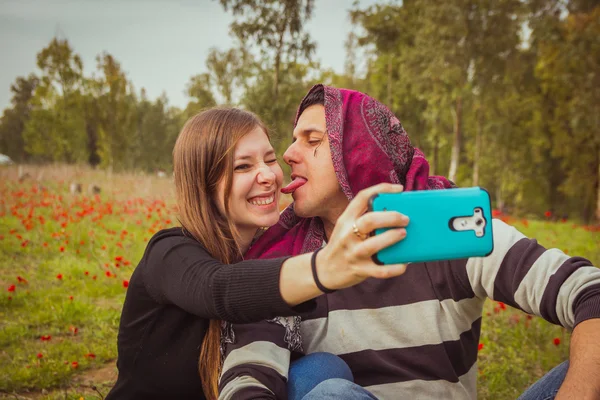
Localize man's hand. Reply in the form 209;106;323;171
555;318;600;400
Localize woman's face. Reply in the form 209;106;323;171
217;126;283;233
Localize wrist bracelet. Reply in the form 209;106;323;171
311;247;336;294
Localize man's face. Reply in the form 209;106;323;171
282;104;348;221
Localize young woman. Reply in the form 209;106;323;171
105;107;409;400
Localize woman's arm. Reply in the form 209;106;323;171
144;183;410;323
143;234;299;323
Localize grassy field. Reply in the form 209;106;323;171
1;165;598;400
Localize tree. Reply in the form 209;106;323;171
0;74;39;162
183;73;217;120
94;52;137;171
23;38;87;162
218;0;316;101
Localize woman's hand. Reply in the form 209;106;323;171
316;183;409;291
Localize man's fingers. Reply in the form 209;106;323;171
344;183;404;217
355;263;408;279
354;228;406;258
356;211;409;234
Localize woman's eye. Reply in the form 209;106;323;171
308;140;321;145
234;164;251;171
266;159;278;164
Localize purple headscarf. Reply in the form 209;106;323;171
245;84;453;259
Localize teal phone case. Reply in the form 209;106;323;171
369;187;494;264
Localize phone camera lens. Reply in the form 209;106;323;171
476;219;484;226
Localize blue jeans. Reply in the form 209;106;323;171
518;361;569;400
289;353;567;400
288;352;378;400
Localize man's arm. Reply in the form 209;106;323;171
219;318;297;399
465;219;600;396
556;318;600;399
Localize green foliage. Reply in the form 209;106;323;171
0;0;598;220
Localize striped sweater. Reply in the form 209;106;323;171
219;220;600;399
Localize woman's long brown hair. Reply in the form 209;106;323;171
173;107;268;400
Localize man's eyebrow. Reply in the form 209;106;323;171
292;126;326;140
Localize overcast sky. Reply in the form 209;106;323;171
0;0;379;110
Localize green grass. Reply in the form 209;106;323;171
0;168;598;399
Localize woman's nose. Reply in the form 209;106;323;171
257;164;276;184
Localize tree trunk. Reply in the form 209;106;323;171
274;28;285;101
595;145;600;221
387;56;393;107
473;105;483;186
432;115;440;175
448;96;462;182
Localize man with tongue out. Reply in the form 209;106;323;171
219;84;600;400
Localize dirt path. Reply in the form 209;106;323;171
1;361;117;399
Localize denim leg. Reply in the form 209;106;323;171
517;361;569;400
302;378;379;400
288;352;355;400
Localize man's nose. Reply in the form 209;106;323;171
283;142;298;166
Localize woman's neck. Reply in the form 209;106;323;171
237;226;259;255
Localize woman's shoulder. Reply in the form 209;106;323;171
148;227;198;245
144;227;210;260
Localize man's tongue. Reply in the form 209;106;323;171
281;177;307;194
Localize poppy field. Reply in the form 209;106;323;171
1;165;599;399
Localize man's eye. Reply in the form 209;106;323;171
308;140;321;145
234;164;250;171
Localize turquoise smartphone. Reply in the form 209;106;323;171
368;187;494;264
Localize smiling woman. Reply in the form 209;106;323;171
215;125;283;252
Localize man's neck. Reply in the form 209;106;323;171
320;198;349;242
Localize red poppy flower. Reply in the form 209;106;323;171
37;353;43;359
8;284;15;292
84;271;89;276
69;326;78;335
553;338;560;346
17;276;28;284
544;210;552;218
84;353;96;359
122;280;129;288
478;343;484;351
92;275;97;280
115;256;123;262
105;271;112;278
56;274;63;280
71;361;79;368
69;296;73;301
59;246;65;252
40;335;51;341
498;302;507;311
